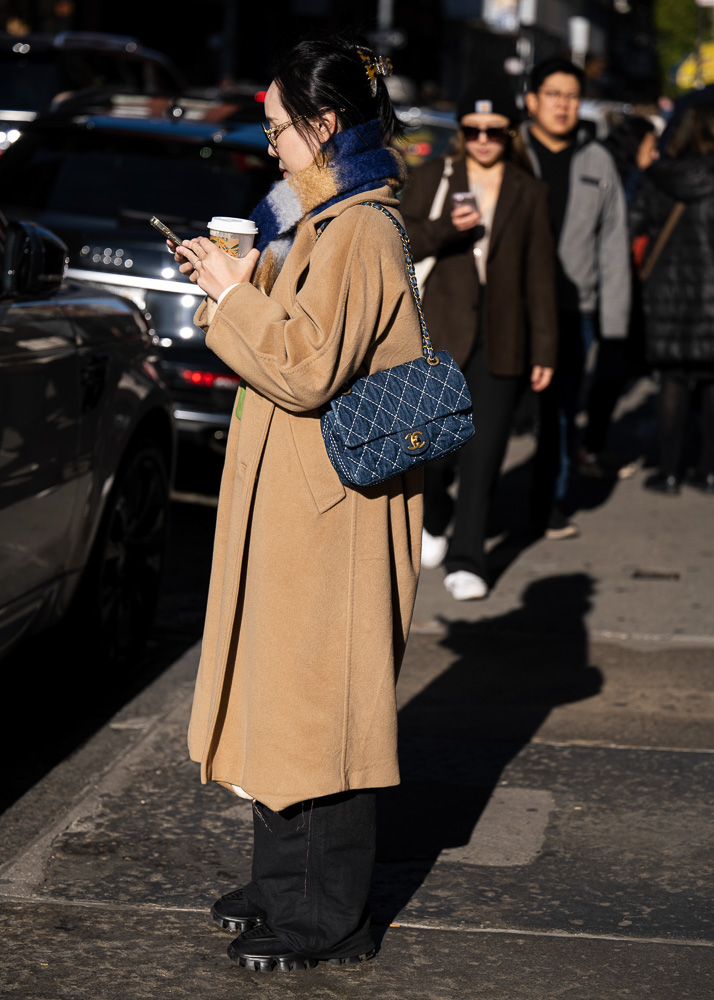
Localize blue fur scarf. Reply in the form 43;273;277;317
250;119;405;293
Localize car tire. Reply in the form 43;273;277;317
73;437;171;663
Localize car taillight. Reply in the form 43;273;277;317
407;142;433;157
182;369;240;389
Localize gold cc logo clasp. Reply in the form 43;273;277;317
405;431;426;451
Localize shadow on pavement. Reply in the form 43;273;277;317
474;387;659;590
372;572;603;935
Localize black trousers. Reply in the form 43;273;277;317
424;343;524;582
246;790;377;957
656;370;714;477
583;338;629;455
532;310;595;524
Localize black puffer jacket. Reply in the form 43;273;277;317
630;155;714;365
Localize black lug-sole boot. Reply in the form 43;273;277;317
211;885;267;933
227;924;376;973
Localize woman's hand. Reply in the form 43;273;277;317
174;237;260;300
531;365;554;392
169;238;196;270
451;204;481;232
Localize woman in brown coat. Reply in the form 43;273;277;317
401;76;558;599
172;40;422;973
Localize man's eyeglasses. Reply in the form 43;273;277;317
262;114;311;150
540;90;580;103
462;125;515;143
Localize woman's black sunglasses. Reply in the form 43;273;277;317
462;125;514;142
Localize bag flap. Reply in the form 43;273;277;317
327;351;473;448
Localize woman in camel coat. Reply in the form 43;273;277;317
186;194;422;811
172;39;422;973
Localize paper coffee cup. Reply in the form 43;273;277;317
207;216;258;258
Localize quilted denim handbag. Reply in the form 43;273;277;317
318;202;475;488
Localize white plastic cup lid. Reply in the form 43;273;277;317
208;216;258;235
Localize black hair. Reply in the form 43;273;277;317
604;116;656;181
528;57;585;95
270;36;404;153
667;104;714;158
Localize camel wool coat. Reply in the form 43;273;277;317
187;185;424;813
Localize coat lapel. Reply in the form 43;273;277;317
488;163;524;259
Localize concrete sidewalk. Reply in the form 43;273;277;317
1;423;713;999
413;383;714;645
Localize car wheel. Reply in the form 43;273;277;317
77;439;170;663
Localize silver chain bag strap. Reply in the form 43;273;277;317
318;202;475;487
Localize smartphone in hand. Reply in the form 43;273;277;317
451;191;479;213
150;215;183;245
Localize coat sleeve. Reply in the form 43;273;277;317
400;159;467;261
524;184;559;369
193;297;217;330
202;207;415;412
597;153;632;339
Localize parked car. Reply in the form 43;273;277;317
0;31;186;149
0;211;175;662
0;100;447;460
395;105;458;168
0;104;275;452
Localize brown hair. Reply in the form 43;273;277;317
667;105;714;159
447;126;534;175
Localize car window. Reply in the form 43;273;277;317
56;51;178;95
0;53;61;110
0;130;273;226
0;50;180;112
59;50;145;93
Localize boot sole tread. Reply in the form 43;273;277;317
210;909;264;933
235;949;376;973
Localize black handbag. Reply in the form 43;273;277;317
318;202;475;488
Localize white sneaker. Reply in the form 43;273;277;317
444;571;488;601
421;529;448;569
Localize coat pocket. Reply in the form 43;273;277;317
289;411;346;514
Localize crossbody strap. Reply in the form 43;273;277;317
427;157;454;221
315;201;439;366
639;201;686;282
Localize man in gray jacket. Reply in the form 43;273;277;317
523;57;630;539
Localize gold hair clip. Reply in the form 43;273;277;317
355;47;393;97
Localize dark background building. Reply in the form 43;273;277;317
1;0;660;103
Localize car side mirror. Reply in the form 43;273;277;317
3;220;68;298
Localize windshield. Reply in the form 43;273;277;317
0;128;274;225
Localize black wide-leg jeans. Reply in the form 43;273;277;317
248;789;377;957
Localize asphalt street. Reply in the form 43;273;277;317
1;384;713;999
